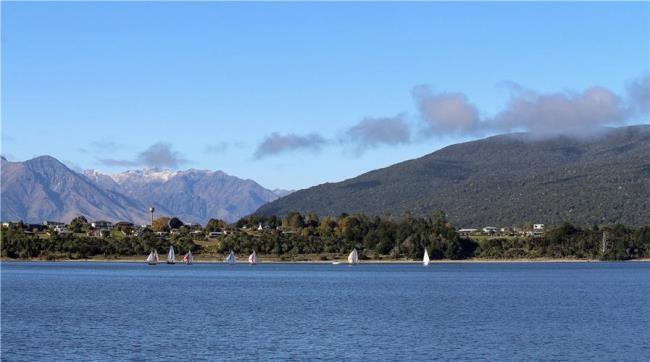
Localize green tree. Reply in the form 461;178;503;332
168;217;184;229
206;219;228;232
152;217;171;232
69;216;89;233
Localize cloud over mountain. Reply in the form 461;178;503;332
489;85;627;136
343;114;410;154
412;85;482;137
252;74;649;157
254;133;328;159
99;142;189;169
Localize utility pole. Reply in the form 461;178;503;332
149;207;155;228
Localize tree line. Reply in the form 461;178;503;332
2;211;649;261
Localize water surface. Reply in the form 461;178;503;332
2;262;649;360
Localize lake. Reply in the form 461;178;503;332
2;262;649;360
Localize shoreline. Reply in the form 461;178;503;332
2;257;649;264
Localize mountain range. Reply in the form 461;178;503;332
256;125;650;227
1;156;289;224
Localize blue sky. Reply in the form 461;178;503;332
2;2;649;190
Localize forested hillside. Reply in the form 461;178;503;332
256;125;650;227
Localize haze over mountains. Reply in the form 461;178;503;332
1;156;289;224
256;125;650;227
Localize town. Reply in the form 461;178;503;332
3;211;648;262
1;217;547;240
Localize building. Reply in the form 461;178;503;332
43;221;65;227
53;225;72;234
458;228;478;236
482;226;498;234
91;221;113;230
91;220;113;238
185;222;202;230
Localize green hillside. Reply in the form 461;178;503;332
256;125;650;227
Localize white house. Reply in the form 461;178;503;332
482;226;498;234
458;228;478;236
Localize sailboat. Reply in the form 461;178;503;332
348;249;359;264
167;246;176;264
146;250;158;265
183;250;193;265
248;250;257;265
423;248;430;266
225;250;236;265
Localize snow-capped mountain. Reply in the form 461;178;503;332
1;155;288;224
83;168;282;223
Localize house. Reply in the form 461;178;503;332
91;221;113;230
482;226;498;234
170;229;181;235
208;231;222;238
43;221;65;228
525;224;545;237
458;228;478;236
185;222;202;230
54;225;72;234
257;223;263;231
91;220;113;238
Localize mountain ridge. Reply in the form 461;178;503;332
255;125;650;227
1;156;151;224
1;157;286;224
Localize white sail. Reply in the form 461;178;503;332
154;250;159;263
146;251;157;265
248;250;257;265
348;249;359;264
167;246;175;264
225;250;236;264
423;249;430;266
184;250;193;265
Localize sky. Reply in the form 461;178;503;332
2;2;649;190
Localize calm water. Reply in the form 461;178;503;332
1;262;649;361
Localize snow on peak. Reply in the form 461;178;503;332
110;168;179;184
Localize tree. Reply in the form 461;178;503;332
168;217;184;229
284;212;304;231
152;217;171;232
206;219;228;232
69;216;89;233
